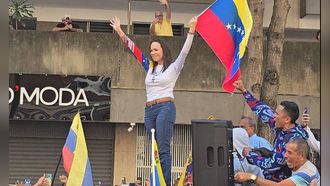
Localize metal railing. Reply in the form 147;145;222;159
136;123;192;185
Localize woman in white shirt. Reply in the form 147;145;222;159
110;16;197;186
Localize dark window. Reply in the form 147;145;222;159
70;20;113;33
172;23;184;36
90;21;113;33
133;22;150;35
71;20;87;32
10;17;37;30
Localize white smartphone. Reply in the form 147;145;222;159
45;173;52;185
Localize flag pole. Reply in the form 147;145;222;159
151;128;156;186
51;153;62;186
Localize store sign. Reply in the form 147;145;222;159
9;74;111;121
9;87;89;106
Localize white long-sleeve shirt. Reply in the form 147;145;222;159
145;34;194;101
121;34;194;102
305;126;320;153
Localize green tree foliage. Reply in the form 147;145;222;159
9;0;35;29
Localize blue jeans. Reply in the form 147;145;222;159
144;101;176;186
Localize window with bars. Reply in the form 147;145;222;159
90;21;113;33
10;17;37;30
70;20;113;33
136;124;192;185
133;22;151;35
172;24;184;36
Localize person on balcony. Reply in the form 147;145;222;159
150;0;173;36
52;15;83;32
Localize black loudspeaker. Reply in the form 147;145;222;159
192;119;234;186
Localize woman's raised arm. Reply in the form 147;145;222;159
171;16;197;72
110;16;151;72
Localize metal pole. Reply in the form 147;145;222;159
127;0;132;34
151;128;156;186
51;153;62;186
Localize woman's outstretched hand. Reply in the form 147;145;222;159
110;16;125;37
188;16;198;34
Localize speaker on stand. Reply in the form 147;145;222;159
192;119;234;186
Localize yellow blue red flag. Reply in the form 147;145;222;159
178;152;193;186
196;0;253;93
62;113;93;186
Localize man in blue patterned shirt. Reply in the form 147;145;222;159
233;80;308;182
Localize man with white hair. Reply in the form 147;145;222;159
233;128;264;186
52;14;83;32
239;116;273;150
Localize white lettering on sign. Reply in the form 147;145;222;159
9;87;89;106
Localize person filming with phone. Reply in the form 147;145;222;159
300;108;320;154
52;15;83;32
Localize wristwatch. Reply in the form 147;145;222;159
250;174;257;183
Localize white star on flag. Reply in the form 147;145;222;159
237;27;241;33
226;23;232;30
233;24;236;29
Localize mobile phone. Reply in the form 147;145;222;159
45;174;52;185
24;178;31;185
304;107;308;114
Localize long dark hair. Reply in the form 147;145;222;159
149;38;173;73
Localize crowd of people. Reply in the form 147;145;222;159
232;80;320;185
10;174;67;186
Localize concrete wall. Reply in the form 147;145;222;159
9;30;320;129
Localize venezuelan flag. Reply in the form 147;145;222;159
196;0;253;93
178;152;193;186
62;113;93;186
150;139;166;186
